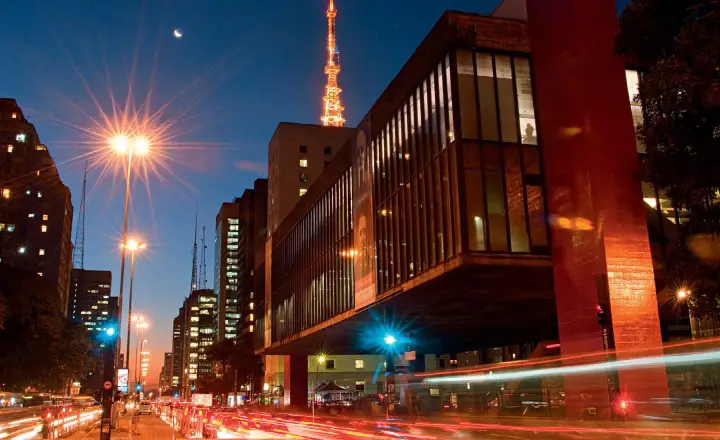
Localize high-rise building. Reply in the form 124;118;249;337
214;179;267;342
267;122;355;235
160;352;173;393
179;289;217;396
140;350;150;386
68;269;114;332
0;98;74;313
171;310;185;393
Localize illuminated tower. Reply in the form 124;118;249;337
321;0;345;127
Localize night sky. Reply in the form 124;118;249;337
0;0;630;385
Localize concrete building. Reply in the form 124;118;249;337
68;269;113;332
171;311;185;393
160;352;173;393
214;179;268;342
0;98;73;313
178;289;217;396
256;6;676;414
267;123;355;235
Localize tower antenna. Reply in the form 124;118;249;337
199;225;207;290
72;160;88;269
321;0;345;127
190;208;198;292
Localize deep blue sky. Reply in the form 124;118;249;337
1;0;630;384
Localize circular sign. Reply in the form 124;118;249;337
103;381;113;390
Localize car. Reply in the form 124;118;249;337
137;401;152;415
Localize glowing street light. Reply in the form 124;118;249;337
121;238;146;375
383;335;397;346
112;134;151;372
677;288;690;300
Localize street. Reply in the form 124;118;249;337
64;414;181;440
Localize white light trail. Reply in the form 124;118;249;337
424;350;720;385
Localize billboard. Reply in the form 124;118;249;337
116;368;129;393
191;393;213;407
353;125;377;310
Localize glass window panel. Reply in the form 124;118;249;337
483;146;508;251
422;78;433;161
476;53;499;141
445;54;456;145
456;50;478;140
418;170;429;271
495;55;519;143
430;72;440;157
505;147;530;252
625;70;645;153
438;63;447;151
440;151;454;257
433;157;444;262
514;58;538;145
416;87;426;170
526;185;548;248
465;162;486;251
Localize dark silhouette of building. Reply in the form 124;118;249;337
68;269;113;331
0;98;73;313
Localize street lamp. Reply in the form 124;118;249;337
677;288;690;300
112;135;150;371
122;238;146;373
312;354;326;422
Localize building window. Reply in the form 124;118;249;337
2;189;10;199
299;145;308;153
324;160;330;168
16;133;26;143
299;188;308;196
300;173;308;183
325;359;335;370
42;214;48;221
18;246;26;254
37;192;42;198
355;359;364;369
41;225;47;232
11;113;17;119
28;213;34;218
39;249;46;256
7;145;13;153
324;147;332;155
355;381;365;392
299;159;308;168
38;272;43;277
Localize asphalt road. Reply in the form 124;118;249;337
64;413;182;439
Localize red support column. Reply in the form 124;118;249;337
283;355;308;409
526;0;669;419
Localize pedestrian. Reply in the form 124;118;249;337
131;412;140;436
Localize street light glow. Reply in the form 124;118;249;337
134;137;150;155
106;327;116;337
110;135;151;155
677;288;690;300
384;335;397;346
318;354;326;364
110;136;129;153
122;239;147;252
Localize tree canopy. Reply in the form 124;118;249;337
617;0;720;317
0;264;93;392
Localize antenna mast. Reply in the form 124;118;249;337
199;225;207;290
190;209;198;292
321;0;345;127
72;160;88;269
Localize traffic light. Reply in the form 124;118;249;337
135;383;142;392
596;304;608;325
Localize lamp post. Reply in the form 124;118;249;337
383;334;397;420
312;354;326;422
110;135;149;371
122;239;146;375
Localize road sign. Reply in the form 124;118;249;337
103;381;112;390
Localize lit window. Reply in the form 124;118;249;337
37;272;43;277
299;188;308;196
16;133;26;143
299;159;308;168
42;214;48;221
6;224;14;232
28;213;35;218
355;359;364;369
11;113;17;119
35;145;47;151
249;302;254;310
18;246;26;254
41;225;47;232
7;145;13;153
249;325;254;333
249;313;254;321
37;192;42;198
2;189;10;199
39;249;45;255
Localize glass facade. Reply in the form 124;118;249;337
456;50;548;254
271;168;354;343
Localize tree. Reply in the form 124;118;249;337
617;0;720;329
0;264;93;391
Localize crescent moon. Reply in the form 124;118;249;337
173;29;183;38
